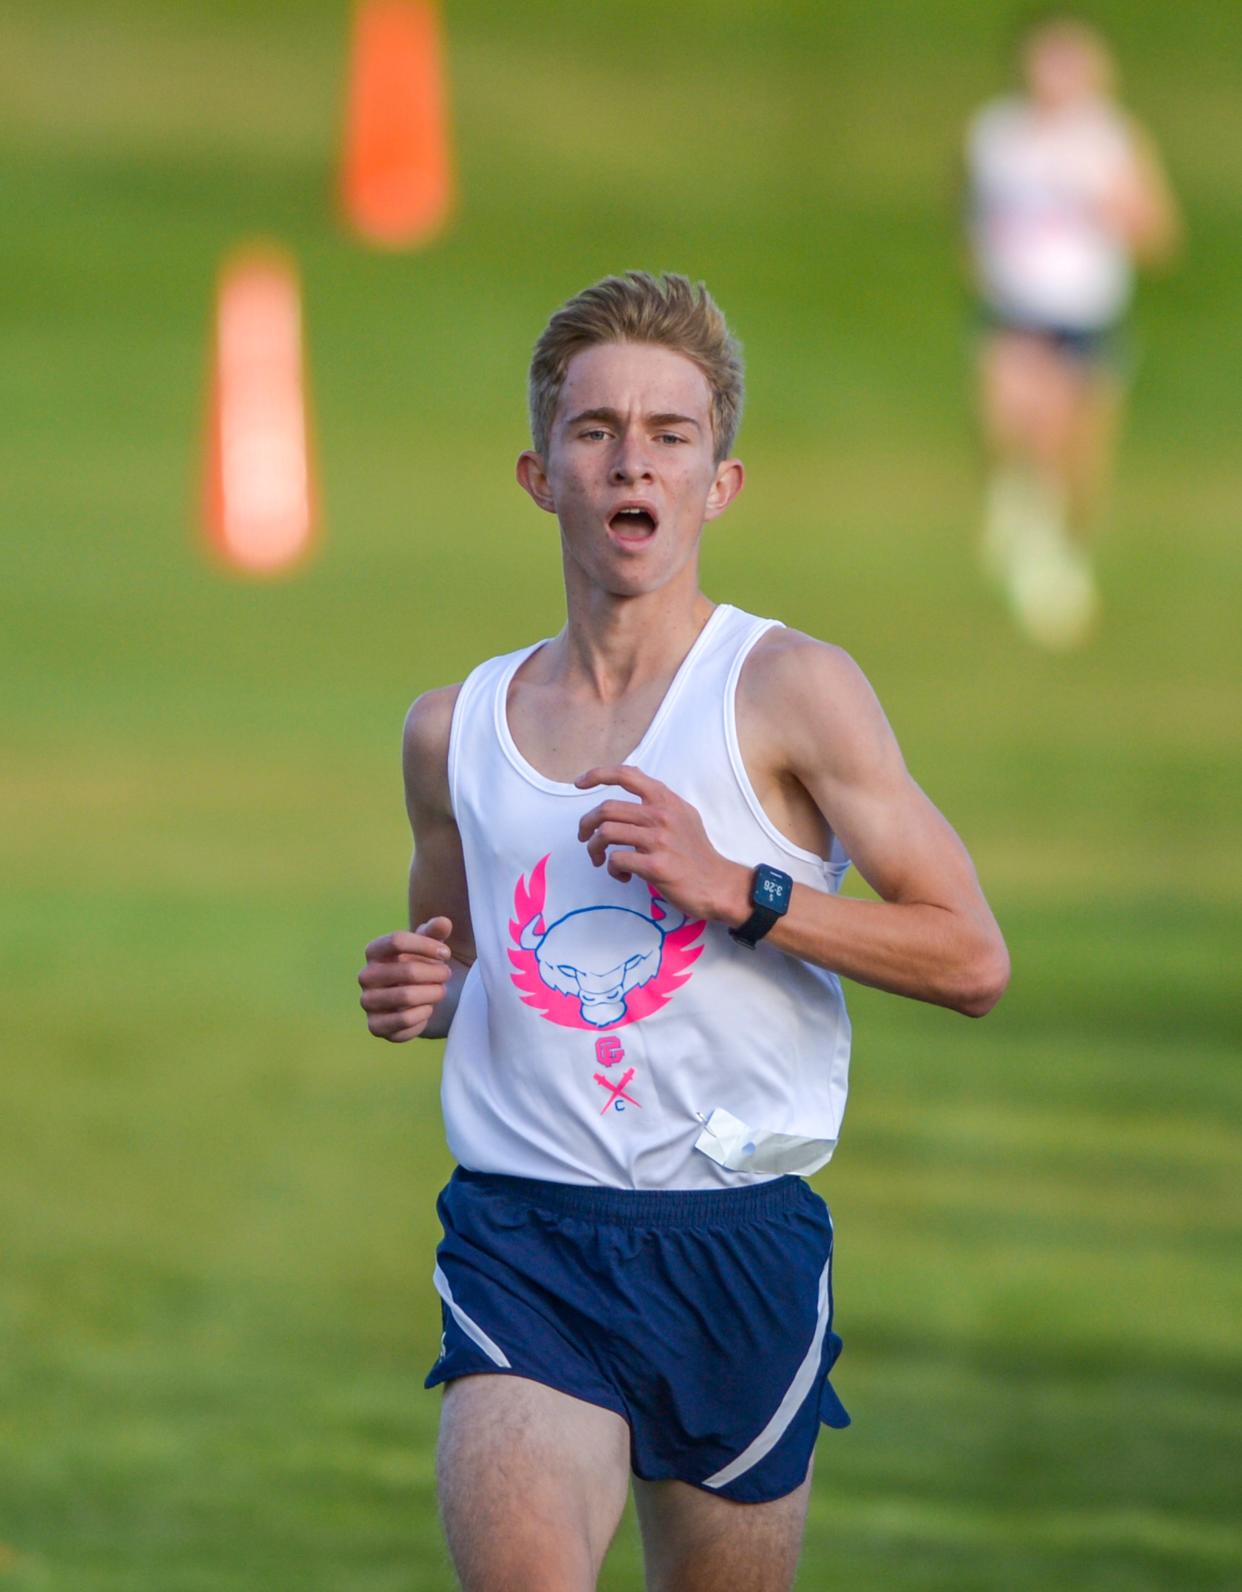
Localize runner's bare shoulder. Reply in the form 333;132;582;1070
742;628;883;744
403;684;462;820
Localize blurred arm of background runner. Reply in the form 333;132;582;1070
1108;120;1183;266
358;686;475;1042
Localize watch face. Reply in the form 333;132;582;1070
753;864;793;914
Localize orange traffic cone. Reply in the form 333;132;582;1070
202;246;317;576
339;0;454;248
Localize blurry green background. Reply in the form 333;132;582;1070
2;1;1239;1587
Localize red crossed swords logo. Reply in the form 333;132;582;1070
593;1066;641;1113
592;1035;640;1113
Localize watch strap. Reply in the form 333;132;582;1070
729;899;781;949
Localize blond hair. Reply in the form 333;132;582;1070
528;272;744;462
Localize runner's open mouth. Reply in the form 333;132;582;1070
609;508;657;535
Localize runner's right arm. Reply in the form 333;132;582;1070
358;685;475;1042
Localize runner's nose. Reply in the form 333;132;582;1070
610;436;653;484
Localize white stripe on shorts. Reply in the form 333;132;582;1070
432;1264;512;1369
702;1256;832;1491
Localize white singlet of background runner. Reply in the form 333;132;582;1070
967;96;1138;331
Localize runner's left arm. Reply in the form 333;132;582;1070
576;636;1009;1018
1108;118;1183;266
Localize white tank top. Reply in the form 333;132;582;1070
967;96;1136;330
440;604;853;1191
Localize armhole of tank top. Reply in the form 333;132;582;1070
446;667;484;823
723;621;847;881
447;645;543;817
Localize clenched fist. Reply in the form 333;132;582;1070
358;917;455;1042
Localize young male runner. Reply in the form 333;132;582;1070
358;272;1010;1592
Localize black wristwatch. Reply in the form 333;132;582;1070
729;864;794;948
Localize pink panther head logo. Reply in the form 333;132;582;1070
508;854;705;1031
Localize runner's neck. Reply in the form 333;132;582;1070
550;589;717;703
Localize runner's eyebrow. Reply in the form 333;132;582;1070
564;408;702;430
648;413;701;430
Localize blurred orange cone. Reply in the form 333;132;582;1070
340;0;454;248
202;246;317;576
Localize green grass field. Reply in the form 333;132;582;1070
2;1;1240;1587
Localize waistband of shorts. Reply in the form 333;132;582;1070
449;1167;810;1228
975;303;1124;346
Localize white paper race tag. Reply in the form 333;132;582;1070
693;1106;837;1176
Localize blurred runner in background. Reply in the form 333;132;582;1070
964;15;1181;648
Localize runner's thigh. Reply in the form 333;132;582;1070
981;331;1076;461
633;1465;814;1592
437;1373;631;1592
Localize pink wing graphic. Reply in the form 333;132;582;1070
508;854;705;1031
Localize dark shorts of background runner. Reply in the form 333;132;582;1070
425;1167;849;1504
975;305;1132;376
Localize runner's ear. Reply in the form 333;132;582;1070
703;457;744;521
516;450;556;513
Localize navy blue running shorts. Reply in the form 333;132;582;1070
976;305;1131;373
424;1167;849;1504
